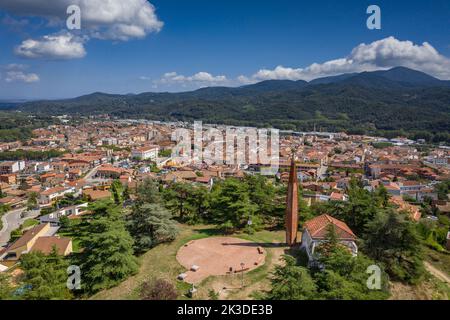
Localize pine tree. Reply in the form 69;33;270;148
111;179;124;205
266;255;317;300
80;203;139;293
362;209;425;284
136;178;161;204
0;272;13;300
128;203;178;253
210;178;257;232
20;248;72;300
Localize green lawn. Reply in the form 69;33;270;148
21;218;39;229
91;224;287;300
424;247;450;276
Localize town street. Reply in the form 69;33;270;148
0;208;37;247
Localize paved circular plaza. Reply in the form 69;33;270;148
176;237;266;284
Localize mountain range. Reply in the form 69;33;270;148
13;67;450;139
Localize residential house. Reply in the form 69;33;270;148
95;165;131;179
39;186;75;205
0;161;25;174
30;236;73;256
0;174;17;185
389;196;422;221
0;196;24;208
301;214;358;267
36;162;52;173
0;223;50;261
39;203;88;226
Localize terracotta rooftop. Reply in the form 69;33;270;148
304;214;356;240
83;189;111;200
8;223;48;251
41;186;67;196
31;236;72;255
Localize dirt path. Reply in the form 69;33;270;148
424;261;450;284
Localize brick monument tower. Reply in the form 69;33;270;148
285;154;299;246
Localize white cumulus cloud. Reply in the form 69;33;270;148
154;71;229;88
14;32;86;60
1;64;39;83
0;0;163;41
243;37;450;82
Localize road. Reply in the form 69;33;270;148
424;261;450;284
0;207;38;247
84;164;101;181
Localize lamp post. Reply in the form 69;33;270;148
240;262;245;288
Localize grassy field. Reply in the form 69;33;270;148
424;247;450;276
21;218;39;229
390;275;450;300
91;224;287;300
389;246;450;300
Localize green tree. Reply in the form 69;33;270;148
210;178;257;232
435;180;450;201
123;186;131;202
136;178;162;204
128;203;178;253
314;180;382;236
20;248;72;300
244;175;277;217
186;185;210;224
0;272;13;300
375;185;390;208
266;255;317;300
314;242;390;300
110;179;124;205
80;202;139;293
10;228;22;242
164;182;195;220
59;215;71;229
362;209;425;284
18;178;28;191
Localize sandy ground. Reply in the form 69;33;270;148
176;237;266;284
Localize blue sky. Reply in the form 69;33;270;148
0;0;449;99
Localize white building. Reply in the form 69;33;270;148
131;146;159;160
39;203;88;226
0;160;25;174
36;162;52;173
39;186;75;205
301;214;358;267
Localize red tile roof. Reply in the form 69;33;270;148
304;214;356;240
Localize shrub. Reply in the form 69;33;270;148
140;279;178;300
